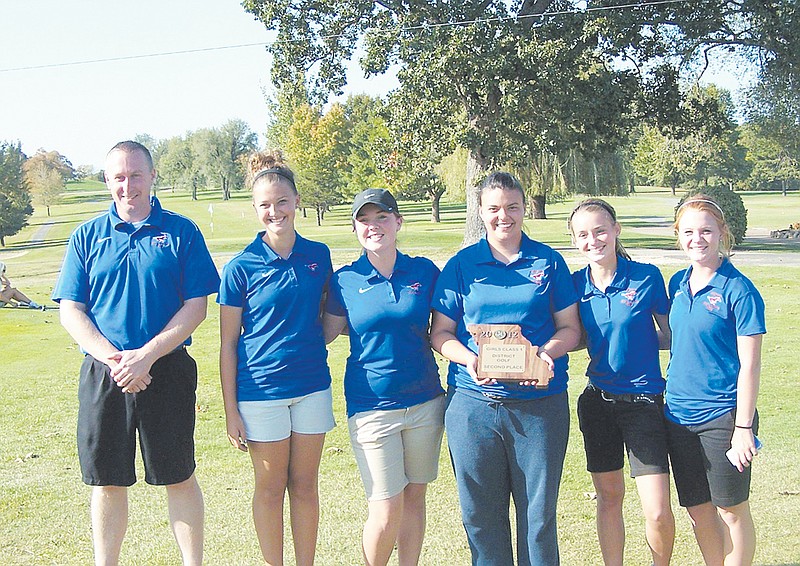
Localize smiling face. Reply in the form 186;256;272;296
479;187;525;246
677;208;723;267
104;149;155;222
354;203;402;253
570;208;621;266
252;178;299;237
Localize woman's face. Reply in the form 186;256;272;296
571;208;620;265
354;203;402;253
677;208;722;267
479;188;525;245
252;179;299;237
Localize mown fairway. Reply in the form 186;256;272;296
2;183;799;564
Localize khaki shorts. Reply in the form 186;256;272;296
348;395;445;501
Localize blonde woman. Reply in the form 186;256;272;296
666;194;765;565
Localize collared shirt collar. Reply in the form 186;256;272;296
355;250;410;281
475;233;537;265
110;196;161;231
255;231;307;264
680;257;732;294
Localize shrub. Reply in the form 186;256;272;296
676;185;748;245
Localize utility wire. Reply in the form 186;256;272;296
0;0;688;73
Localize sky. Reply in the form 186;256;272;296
0;0;397;169
1;1;750;171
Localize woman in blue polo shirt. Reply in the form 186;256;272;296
666;195;765;565
218;150;335;565
430;172;580;565
323;188;444;566
569;199;674;565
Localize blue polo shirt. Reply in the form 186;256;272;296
218;233;332;401
326;252;443;417
432;234;578;399
572;257;668;395
665;259;766;425
52;197;220;350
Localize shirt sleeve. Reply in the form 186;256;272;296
218;261;247;308
51;231;89;303
431;255;463;321
325;272;346;316
651;266;669;316
550;251;578;312
181;226;220;300
732;286;767;336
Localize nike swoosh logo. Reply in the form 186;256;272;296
358;286;375;294
473;277;488;283
580;296;593;302
97;237;112;243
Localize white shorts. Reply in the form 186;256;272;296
348;395;445;501
238;387;336;443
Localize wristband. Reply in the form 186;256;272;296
735;425;752;429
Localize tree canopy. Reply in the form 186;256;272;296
0;141;33;247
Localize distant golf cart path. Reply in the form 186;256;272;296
0;221;55;260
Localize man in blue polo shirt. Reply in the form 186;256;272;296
52;141;219;566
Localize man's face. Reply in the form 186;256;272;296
104;149;155;221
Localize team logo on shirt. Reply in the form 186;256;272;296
306;262;319;272
406;281;422;295
703;291;723;312
152;233;169;248
528;269;544;285
620;288;638;307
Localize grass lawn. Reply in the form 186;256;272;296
1;185;799;564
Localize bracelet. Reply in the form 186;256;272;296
735;425;753;429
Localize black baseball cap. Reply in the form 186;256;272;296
351;188;399;219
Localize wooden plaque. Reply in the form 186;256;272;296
467;323;553;388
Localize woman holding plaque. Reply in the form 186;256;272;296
666;195;765;565
430;172;580;565
323;188;444;566
568;198;674;565
218;150;335;565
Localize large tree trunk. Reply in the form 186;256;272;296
530;194;546;219
461;148;489;248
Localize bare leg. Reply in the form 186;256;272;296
687;502;725;566
363;492;403;566
166;473;204;566
397;483;427;566
9;288;33;304
286;433;326;566
249;439;290;565
592;470;625;566
634;473;674;566
718;501;755;566
91;486;128;566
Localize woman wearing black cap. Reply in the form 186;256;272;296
323;188;445;566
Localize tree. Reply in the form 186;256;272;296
284;104;350;224
0;141;33;247
158;135;205;199
23;149;73;216
194;120;257;200
243;1;644;245
742;79;800;195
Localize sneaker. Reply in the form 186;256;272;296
27;302;41;309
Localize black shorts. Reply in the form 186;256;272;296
666;409;758;508
577;384;670;477
77;348;198;486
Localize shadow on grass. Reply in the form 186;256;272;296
2;237;69;252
